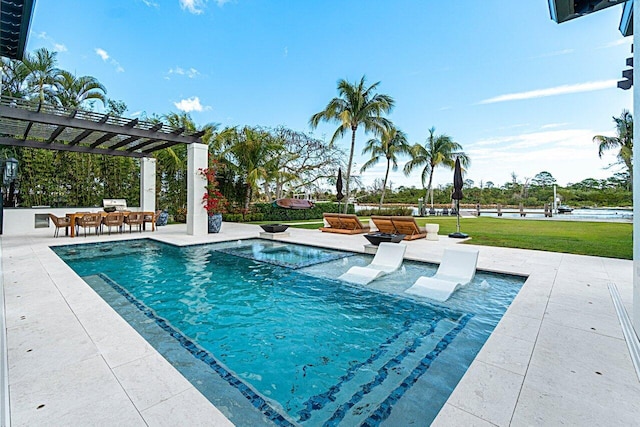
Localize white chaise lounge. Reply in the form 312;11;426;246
338;242;407;285
405;248;479;301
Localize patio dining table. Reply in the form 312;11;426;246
66;211;156;237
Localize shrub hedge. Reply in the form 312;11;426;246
223;202;354;222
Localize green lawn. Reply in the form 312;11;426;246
267;217;632;259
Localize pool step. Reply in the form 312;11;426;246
300;316;467;426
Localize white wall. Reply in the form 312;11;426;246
1;207;144;236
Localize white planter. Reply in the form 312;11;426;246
425;223;439;241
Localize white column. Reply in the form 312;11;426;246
633;5;640;333
140;157;156;212
187;143;208;236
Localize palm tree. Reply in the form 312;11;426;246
1;56;30;98
23;47;60;108
219;126;282;211
360;125;410;209
310;76;394;213
593;110;633;180
55;70;107;109
404;127;469;208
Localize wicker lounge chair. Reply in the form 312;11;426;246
102;212;125;235
405;248;479;301
338;242;407;285
319;213;370;234
390;216;427;240
48;214;71;238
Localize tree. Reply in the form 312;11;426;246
360;125;410;209
55;70;107;109
219;126;282;211
310;76;394;213
23;47;60;108
593;110;633;180
1;56;29;98
266;127;344;200
403;127;469;207
531;171;556;187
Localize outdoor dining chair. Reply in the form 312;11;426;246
124;212;144;233
76;213;102;237
102;212;125;235
48;214;71;238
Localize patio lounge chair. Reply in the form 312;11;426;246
319;213;370;234
390;216;427;240
338;242;406;285
370;215;396;234
48;214;71;238
405;248;479;301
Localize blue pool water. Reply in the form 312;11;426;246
52;239;526;426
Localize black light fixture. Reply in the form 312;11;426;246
3;157;18;185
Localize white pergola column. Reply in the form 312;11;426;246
633;6;640;333
140;157;156;212
187;143;208;236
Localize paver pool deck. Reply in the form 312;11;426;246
2;222;639;426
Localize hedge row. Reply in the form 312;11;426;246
223;202;354;222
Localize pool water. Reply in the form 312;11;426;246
53;239;526;426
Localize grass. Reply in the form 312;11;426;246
262;216;632;259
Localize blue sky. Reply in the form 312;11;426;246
27;0;633;190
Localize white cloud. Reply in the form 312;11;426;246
479;79;618;104
95;48;125;73
179;0;230;14
180;0;206;14
168;67;200;78
95;48;110;61
36;32;67;52
174;96;210;112
540;122;570;129
142;0;159;7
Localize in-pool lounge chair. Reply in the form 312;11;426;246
390;216;427;240
319;213;370;234
338;242;407;285
405;248;479;301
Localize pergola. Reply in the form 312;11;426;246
0;96;211;236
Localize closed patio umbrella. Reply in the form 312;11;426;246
336;168;344;211
449;157;468;238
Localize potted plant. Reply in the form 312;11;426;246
199;158;227;233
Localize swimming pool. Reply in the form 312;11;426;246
53;239;526;426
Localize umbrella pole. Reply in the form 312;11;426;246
456;200;461;233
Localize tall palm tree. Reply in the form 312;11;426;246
310;76;394;213
55;70;107;109
404;127;469;208
23;47;60;108
593;109;633;180
360;125;410;209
